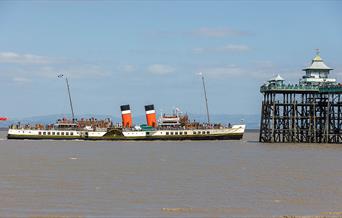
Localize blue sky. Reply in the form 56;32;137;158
0;1;341;119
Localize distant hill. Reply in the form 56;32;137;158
0;113;260;129
187;114;259;129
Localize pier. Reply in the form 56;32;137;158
259;52;342;143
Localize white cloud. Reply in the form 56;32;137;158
149;27;250;39
119;64;136;73
191;27;249;37
12;77;31;84
0;63;110;82
198;64;280;80
253;60;274;68
0;52;56;64
0;51;110;80
201;65;246;77
37;65;110;79
220;44;250;52
193;44;250;54
147;64;175;75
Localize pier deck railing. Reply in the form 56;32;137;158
260;84;342;93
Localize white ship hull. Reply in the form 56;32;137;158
7;125;245;141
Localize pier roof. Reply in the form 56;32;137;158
270;74;284;81
303;53;332;71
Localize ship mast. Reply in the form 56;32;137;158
200;72;210;124
58;74;75;122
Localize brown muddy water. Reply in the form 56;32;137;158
0;131;342;217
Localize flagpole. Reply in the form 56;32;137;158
200;73;210;124
65;77;75;122
58;74;75;122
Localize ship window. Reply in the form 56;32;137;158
70;132;73;136
52;132;55;135
48;132;51;135
66;132;69;136
202;131;205;134
175;132;178;135
166;132;169;135
146;132;150;135
43;132;46;135
184;132;187;135
61;132;64;136
171;132;174;135
57;132;60;135
39;132;41;135
207;131;210;134
180;132;183;135
193;131;196;134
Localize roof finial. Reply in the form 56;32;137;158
315;48;320;56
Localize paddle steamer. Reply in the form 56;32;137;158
7;74;245;140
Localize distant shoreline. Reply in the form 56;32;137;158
245;129;259;133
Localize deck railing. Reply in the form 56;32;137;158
261;84;342;93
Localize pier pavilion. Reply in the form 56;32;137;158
259;51;342;143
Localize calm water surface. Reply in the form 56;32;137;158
0;131;342;217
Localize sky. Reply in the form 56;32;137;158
0;1;341;119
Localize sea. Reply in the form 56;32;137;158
0;130;342;217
